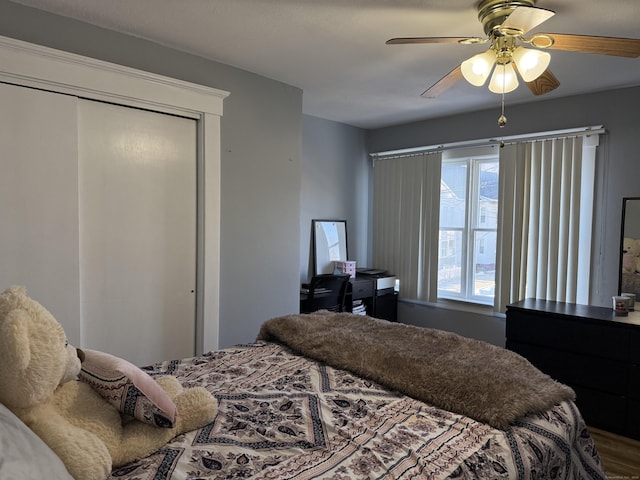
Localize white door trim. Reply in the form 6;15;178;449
0;35;228;353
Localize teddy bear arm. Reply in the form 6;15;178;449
110;386;217;467
172;386;218;433
24;405;112;480
154;374;183;398
154;376;218;431
109;421;181;467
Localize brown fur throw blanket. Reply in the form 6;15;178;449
257;311;575;430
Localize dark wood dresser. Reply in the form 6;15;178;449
506;299;640;439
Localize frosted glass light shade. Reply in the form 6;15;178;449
489;63;519;93
461;49;497;86
512;47;550;82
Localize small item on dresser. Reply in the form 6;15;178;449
613;295;629;315
334;260;356;278
621;292;636;311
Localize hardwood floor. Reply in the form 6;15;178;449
589;427;640;479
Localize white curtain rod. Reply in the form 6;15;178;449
369;125;605;161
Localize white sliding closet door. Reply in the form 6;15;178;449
0;83;81;343
78;100;197;366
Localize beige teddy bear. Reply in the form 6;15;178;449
0;286;217;480
622;237;640;274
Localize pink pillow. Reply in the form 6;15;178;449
78;349;177;428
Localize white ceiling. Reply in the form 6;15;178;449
9;0;640;129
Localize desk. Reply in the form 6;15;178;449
300;276;397;321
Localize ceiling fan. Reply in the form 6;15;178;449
387;0;640;101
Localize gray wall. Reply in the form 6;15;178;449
300;116;369;283
368;86;640;345
399;302;506;346
0;0;302;348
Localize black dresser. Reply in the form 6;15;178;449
506;298;640;439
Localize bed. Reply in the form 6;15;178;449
2;311;606;479
103;312;605;480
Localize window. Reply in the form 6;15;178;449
438;154;498;305
371;126;601;311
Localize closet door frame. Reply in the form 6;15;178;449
0;35;228;354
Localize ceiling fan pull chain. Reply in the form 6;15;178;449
498;79;508;128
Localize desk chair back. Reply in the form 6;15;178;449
306;274;350;313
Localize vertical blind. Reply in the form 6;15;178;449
372;152;441;302
372;131;599;309
495;135;597;311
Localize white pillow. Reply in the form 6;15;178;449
0;402;74;479
78;349;177;428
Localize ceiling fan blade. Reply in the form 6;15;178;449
533;33;640;58
421;65;463;98
386;37;483;45
525;68;560;96
502;6;555;35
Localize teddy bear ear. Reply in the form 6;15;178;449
0;309;32;371
1;285;28;300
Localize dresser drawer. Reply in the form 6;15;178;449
573;385;628;433
631;330;640;363
350;278;373;300
506;310;628;361
630;364;640;400
508;341;628;395
627;399;640;439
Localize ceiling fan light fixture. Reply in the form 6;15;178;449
489;63;519;93
461;49;497;86
512;46;551;81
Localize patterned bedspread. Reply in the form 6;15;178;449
108;342;606;480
